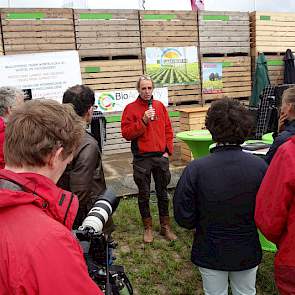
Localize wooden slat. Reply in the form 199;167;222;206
250;11;295;55
74;9;141;58
140;10;198;53
1;8;75;55
199;11;250;55
81;59;143;92
201;56;251;101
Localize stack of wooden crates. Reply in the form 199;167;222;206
250;12;295;86
74;9;143;155
1;8;75;55
198;11;251;102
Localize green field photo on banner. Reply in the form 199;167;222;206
145;47;200;86
202;62;223;94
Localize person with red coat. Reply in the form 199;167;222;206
121;75;177;243
0;99;103;295
255;136;295;294
0;87;25;168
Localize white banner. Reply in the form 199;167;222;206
0;50;82;103
95;87;168;113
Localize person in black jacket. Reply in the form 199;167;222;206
265;86;295;164
174;99;268;295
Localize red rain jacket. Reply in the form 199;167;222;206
0;169;103;295
121;96;174;156
255;136;295;293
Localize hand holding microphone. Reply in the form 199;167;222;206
142;99;155;124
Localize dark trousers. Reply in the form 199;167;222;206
133;156;171;219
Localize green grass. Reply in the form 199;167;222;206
202;80;223;93
112;195;278;295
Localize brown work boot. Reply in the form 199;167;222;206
142;217;153;243
160;216;177;241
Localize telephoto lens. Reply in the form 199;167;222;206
79;189;119;234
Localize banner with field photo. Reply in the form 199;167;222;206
145;47;200;86
202;62;223;94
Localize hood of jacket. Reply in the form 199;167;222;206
0;169;78;230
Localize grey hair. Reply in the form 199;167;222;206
0;87;25;116
136;75;154;91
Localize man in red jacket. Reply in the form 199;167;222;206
121;75;177;243
0;99;103;295
255;136;295;294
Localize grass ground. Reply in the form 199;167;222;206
112;194;279;295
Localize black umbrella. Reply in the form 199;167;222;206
284;49;295;84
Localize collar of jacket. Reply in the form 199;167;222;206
285;119;295;129
0;169;78;230
211;144;242;153
137;95;154;105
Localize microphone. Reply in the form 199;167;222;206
148;99;154;121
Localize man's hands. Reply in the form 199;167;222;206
162;152;169;158
142;108;155;124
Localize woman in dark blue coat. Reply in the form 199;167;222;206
174;99;268;295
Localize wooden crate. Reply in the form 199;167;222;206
168;84;202;105
80;59;143;92
201;56;251;101
1;8;75;55
251;54;284;86
250;11;295;55
74;9;141;58
199;11;250;55
104;120;130;155
140;10;201;105
177;106;209;161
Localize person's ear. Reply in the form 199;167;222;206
48;147;64;168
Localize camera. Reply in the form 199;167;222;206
76;189;133;295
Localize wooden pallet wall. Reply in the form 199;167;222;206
80;59;143;92
250;11;295;55
1;8;75;55
251;54;284;86
199;11;250;55
201;56;251;101
140;10;201;105
74;9;141;58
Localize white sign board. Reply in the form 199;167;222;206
95;88;169;113
0;50;82;102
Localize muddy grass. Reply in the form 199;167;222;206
112;196;278;295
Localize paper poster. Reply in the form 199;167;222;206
95;87;168;113
145;47;200;86
202;62;223;94
0;50;82;103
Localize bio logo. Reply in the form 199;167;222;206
98;93;115;111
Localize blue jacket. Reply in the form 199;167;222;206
265;120;295;164
173;145;268;271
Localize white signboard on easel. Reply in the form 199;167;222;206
0;50;82;103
